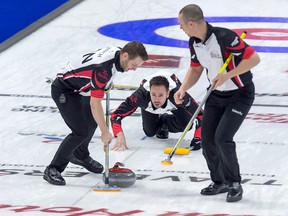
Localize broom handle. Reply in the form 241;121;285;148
104;89;110;185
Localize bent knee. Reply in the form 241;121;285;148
143;129;156;137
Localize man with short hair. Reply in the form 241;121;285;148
43;41;148;186
110;72;203;151
175;4;260;202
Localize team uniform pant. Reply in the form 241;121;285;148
50;80;97;172
141;105;200;137
201;82;255;184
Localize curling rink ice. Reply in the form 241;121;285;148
0;0;288;215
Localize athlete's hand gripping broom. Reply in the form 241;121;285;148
161;31;247;166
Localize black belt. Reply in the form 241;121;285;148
213;88;239;96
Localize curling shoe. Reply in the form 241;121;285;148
226;182;243;202
70;155;103;174
43;166;66;186
201;182;229;195
190;137;201;150
156;124;169;139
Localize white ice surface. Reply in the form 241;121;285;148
0;0;287;215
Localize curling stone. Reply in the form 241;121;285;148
103;162;136;188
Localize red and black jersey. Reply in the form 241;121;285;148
57;46;123;98
110;72;200;137
189;23;255;91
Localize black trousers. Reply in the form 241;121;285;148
49;79;97;172
141;105;199;137
201;82;255;184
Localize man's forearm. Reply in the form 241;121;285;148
90;97;109;133
181;67;203;91
227;52;260;79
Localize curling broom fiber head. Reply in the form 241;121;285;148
164;147;190;155
93;185;121;192
161;159;173;166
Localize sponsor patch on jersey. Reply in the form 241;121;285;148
210;50;221;59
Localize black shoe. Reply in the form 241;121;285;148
226;182;243;202
201;182;229;195
70;155;103;174
156;124;169;139
43;166;66;185
190;137;201;150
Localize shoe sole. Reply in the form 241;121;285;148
43;175;66;186
70;158;103;174
226;195;243;202
201;188;229;195
191;146;201;151
156;136;169;139
226;190;243;202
